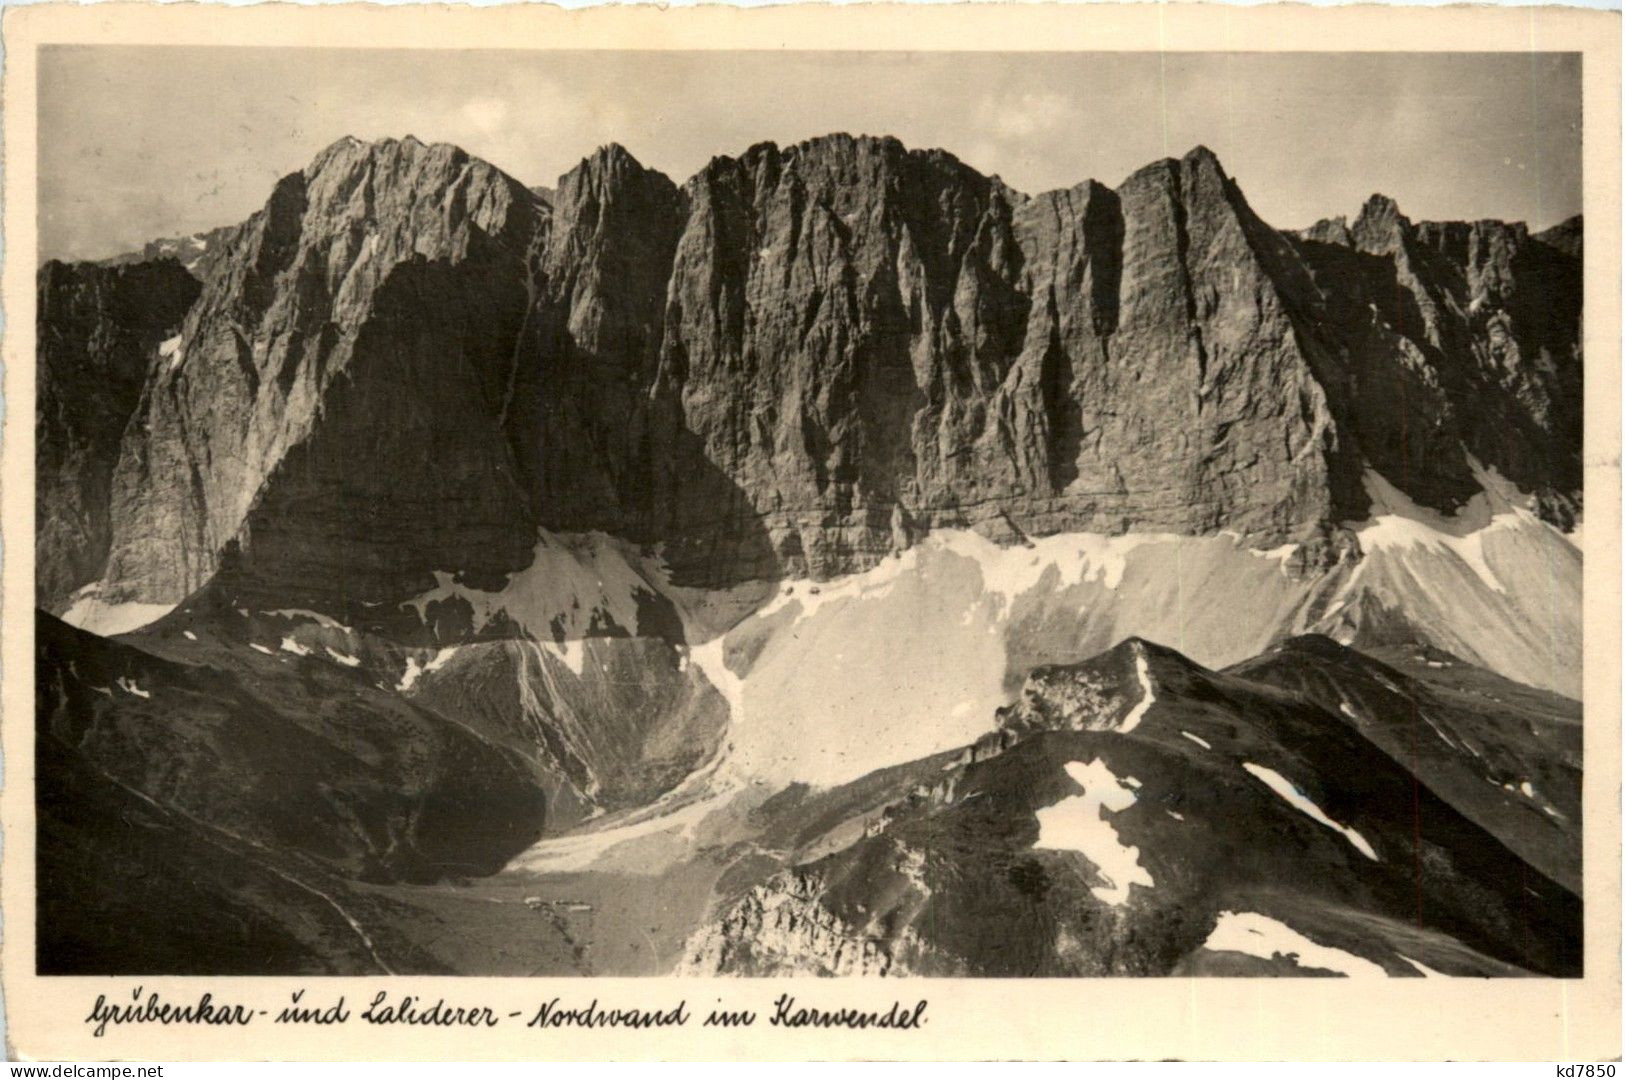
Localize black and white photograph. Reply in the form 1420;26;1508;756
23;39;1596;991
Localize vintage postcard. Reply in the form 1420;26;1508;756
1;1;1619;1062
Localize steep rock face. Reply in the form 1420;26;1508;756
36;259;200;611
76;134;1583;609
520;145;687;541
1292;198;1583;521
652;140;1356;582
102;136;546;615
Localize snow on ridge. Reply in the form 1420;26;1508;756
266;608;350;632
279;637;312;657
1202;911;1389;977
397;646;459;691
1033;758;1154;906
1119;644;1156;732
1243;763;1378;861
398;655;424;691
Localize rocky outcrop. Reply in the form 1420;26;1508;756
53;134;1580;613
679;871;913;976
36;258;199;611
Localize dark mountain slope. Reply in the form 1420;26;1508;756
1227;635;1580;890
684;638;1579;977
36;611;548;885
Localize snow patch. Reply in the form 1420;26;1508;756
1420;713;1459;750
279;637;311;657
61;584;175;637
1180;731;1211;750
1243;763;1378;861
542;639;589;676
250;643;275;655
158;335;184;370
182;631;198;642
1033;759;1154;906
1356;469;1531;596
402;531;659;649
1202;911;1389;977
324;647;362;668
399;646;459;691
114;677;150;699
689;637;746;722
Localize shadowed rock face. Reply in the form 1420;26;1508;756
42;134;1579;614
101;136;546;617
1293;200;1583;523
36;258;200;612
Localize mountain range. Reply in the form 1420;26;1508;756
35;133;1583;977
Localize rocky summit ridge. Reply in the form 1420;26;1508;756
38;134;1583;622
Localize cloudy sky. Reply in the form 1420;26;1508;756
39;48;1581;262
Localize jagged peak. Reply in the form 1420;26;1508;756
303;134;472;180
707;132;984;188
1120;144;1230;189
786;131;907;158
1298;216;1354;247
580;142;648;173
1354;192;1409;229
1181;143;1225;172
556;143;676;202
